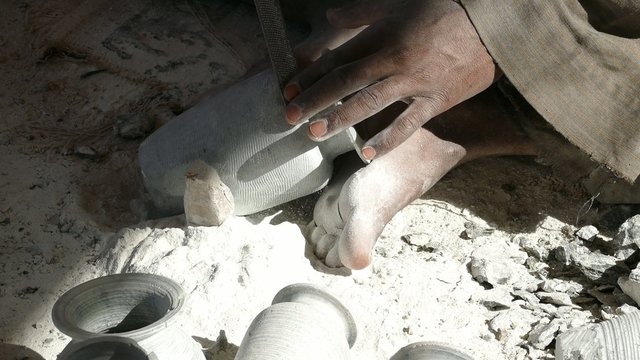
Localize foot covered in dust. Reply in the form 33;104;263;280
308;128;467;269
307;89;536;269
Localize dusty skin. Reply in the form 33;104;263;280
309;89;536;269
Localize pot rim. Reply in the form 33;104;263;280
390;341;476;360
52;273;185;340
58;335;159;360
272;283;357;348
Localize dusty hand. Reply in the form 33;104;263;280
283;0;498;160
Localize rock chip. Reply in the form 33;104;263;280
473;286;513;310
516;236;550;260
461;221;494;239
184;160;234;226
74;145;100;160
536;291;573;307
576;225;599;242
554;242;628;285
470;257;511;286
618;268;640;307
612;215;640;260
541;279;584;296
528;318;562;350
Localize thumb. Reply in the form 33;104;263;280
327;0;395;28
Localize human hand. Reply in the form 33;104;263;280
283;0;499;161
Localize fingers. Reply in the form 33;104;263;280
327;0;397;29
293;25;366;67
307;78;404;141
285;53;391;125
363;94;449;160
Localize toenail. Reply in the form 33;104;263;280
286;104;302;125
284;84;300;101
361;146;376;161
309;119;328;138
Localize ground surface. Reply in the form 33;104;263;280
1;1;638;360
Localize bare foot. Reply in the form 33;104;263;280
310;127;466;269
308;87;535;269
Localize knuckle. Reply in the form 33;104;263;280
376;129;401;153
424;89;451;112
357;86;385;111
328;106;350;128
396;113;419;137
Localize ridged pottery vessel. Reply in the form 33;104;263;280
390;342;475;360
234;283;357;359
52;273;203;360
555;310;640;360
57;336;158;360
139;68;361;216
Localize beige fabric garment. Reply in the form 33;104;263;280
460;0;640;182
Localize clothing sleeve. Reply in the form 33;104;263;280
459;0;640;181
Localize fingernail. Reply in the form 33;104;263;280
361;146;376;161
309;119;328;138
284;83;300;101
286;104;302;125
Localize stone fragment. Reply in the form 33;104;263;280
536;291;573;307
554;242;628;285
600;305;617;320
473;286;513;309
114;112;154;139
612;215;640;260
516;235;550;260
461;221;494;239
489;312;513;336
576;225;599;241
541;279;584;296
488;309;539;344
618;268;640;306
74;145;100;160
470;257;511;286
615;303;639;316
184;160;234;226
528;318;562;350
512;290;540;307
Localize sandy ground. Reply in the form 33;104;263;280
1;1;639;360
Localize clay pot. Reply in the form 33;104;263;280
555;310;640;360
52;273;203;360
234;283;357;359
139;68;361;216
57;336;158;360
390;342;475;360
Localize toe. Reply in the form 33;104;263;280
337;211;380;270
325;245;343;268
315;233;338;260
307;221;326;247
